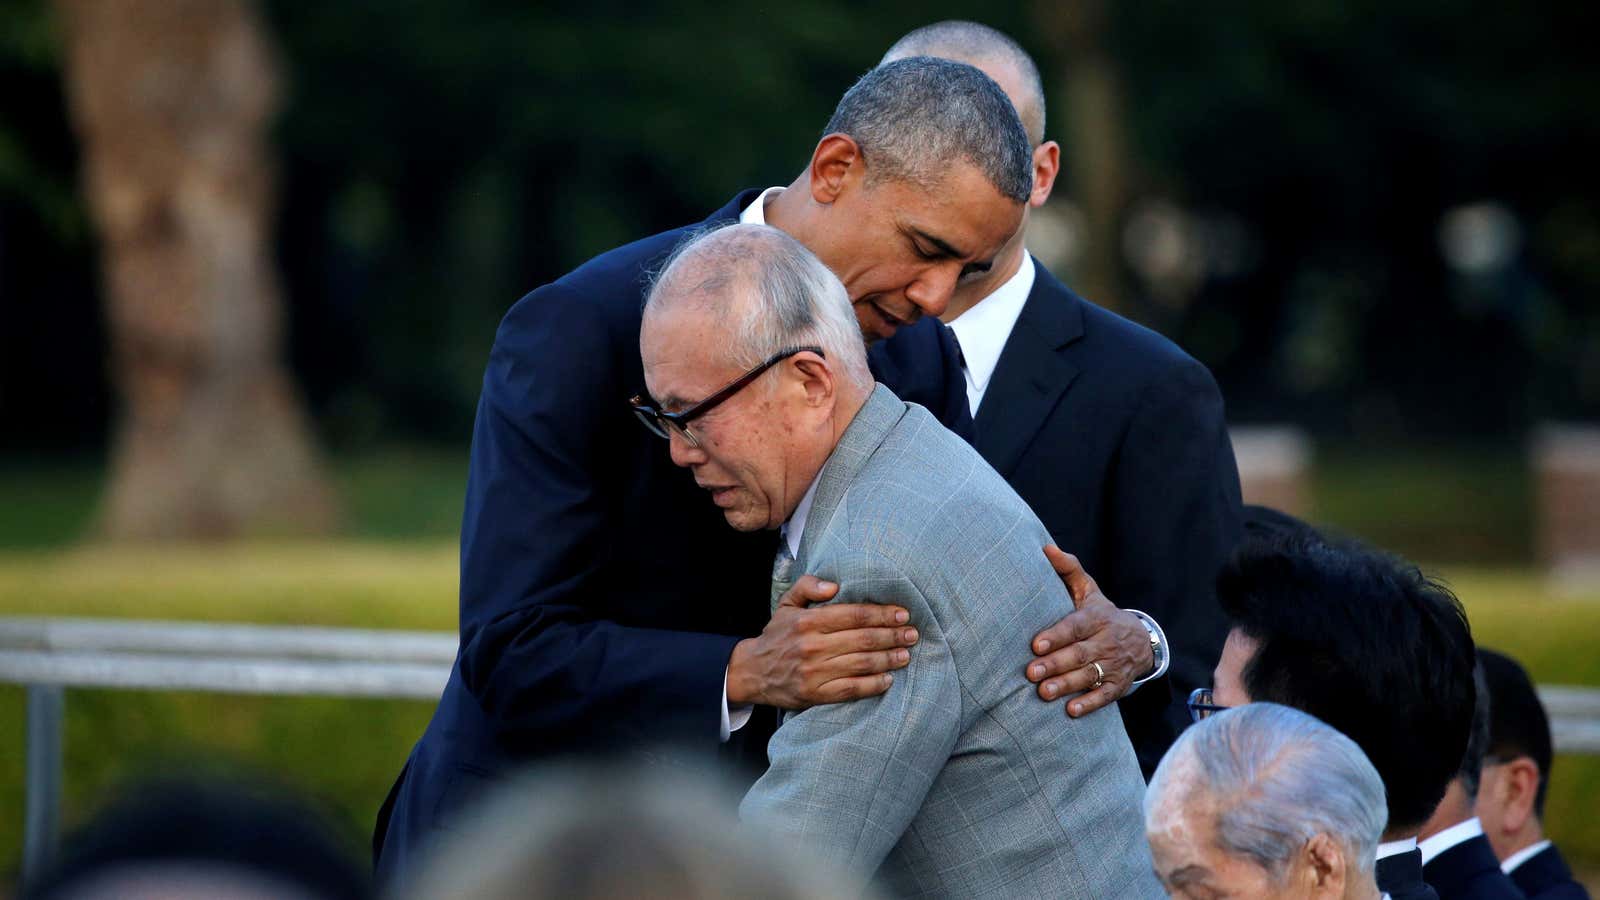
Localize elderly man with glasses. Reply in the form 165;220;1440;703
637;221;1158;898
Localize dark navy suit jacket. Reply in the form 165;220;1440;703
372;190;977;884
1384;848;1445;900
1509;844;1590;900
1424;835;1529;900
872;260;1243;774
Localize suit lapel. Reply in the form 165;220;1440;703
794;385;905;573
974;260;1085;478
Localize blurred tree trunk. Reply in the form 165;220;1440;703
55;0;339;540
1032;0;1131;312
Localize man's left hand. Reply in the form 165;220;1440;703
1026;545;1154;718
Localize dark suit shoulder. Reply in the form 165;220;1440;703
1425;836;1529;900
1511;845;1590;900
498;190;755;342
1069;285;1217;390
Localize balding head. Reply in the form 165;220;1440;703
639;224;873;532
646;224;871;387
881;21;1046;145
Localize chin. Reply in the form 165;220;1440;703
721;510;765;532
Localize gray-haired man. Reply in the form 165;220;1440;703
636;222;1157;898
1145;703;1388;900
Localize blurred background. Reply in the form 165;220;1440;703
1;0;1597;890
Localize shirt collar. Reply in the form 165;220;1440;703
1418;817;1485;866
947;254;1036;398
1375;836;1419;861
740;186;785;225
782;469;823;560
1500;839;1552;874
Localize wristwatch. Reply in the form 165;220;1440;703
1123;609;1169;687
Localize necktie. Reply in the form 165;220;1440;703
770;540;796;613
946;325;977;423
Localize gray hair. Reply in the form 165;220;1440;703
1145;703;1388;882
824;56;1032;202
881;20;1047;145
645;223;873;390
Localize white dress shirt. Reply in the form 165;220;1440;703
1501;839;1552;874
1419;817;1485;865
946;253;1036;417
740;186;784;226
1376;836;1420;863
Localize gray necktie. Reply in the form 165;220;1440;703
770;539;796;613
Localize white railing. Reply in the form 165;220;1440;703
4;616;1599;886
0;617;455;887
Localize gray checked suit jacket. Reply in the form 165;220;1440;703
741;384;1160;899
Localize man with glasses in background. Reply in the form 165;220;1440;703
1197;521;1478;900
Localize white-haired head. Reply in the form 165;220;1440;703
646;223;873;391
1145;703;1387;899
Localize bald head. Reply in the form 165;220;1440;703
646;224;871;390
881;21;1046;145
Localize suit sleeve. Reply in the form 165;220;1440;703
455;282;739;747
1103;356;1242;736
739;556;959;880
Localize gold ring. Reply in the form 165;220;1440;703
1091;661;1105;689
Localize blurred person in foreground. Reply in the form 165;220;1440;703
400;765;865;900
24;777;369;900
1145;702;1387;899
376;55;1167;885
1476;648;1590;900
1202;523;1479;900
874;20;1242;777
639;222;1157;897
1417;664;1527;899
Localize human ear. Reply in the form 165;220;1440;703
1501;757;1541;833
1303;833;1347;898
808;134;861;205
790;353;835;409
1030;141;1061;207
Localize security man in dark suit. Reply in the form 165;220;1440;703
373;57;1163;887
1476;648;1591;900
871;21;1242;775
1419;664;1528;899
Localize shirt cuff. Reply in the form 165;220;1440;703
720;667;754;742
1123;609;1170;691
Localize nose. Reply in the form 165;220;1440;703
903;263;961;319
667;429;704;468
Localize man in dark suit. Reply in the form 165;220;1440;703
1209;525;1480;900
374;58;1162;887
1476;648;1591;900
1419;664;1527;899
872;22;1242;774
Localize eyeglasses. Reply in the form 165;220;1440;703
629;346;825;448
1187;687;1229;723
